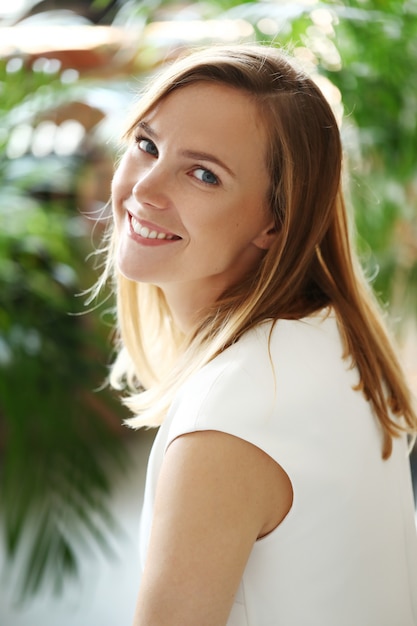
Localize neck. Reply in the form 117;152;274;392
159;281;225;335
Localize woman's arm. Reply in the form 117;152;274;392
133;430;293;626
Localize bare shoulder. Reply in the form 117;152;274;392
164;430;293;538
133;430;293;626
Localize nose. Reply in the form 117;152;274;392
132;161;172;210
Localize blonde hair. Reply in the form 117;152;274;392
103;44;416;458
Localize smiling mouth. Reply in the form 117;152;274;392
130;215;180;240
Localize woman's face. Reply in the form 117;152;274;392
112;82;275;305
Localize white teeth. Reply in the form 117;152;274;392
139;225;150;237
131;216;173;240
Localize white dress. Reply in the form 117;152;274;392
139;310;417;625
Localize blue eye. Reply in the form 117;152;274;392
193;167;219;185
137;137;158;156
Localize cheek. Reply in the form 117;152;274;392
111;165;132;217
111;188;125;233
111;151;136;195
111;165;126;200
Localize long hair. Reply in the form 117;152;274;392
103;44;416;458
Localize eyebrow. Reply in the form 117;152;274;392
137;120;236;178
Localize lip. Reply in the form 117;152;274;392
127;212;182;246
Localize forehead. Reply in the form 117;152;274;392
142;82;268;169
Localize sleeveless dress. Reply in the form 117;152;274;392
138;310;417;625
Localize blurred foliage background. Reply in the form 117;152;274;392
0;0;416;604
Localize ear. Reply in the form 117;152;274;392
252;221;278;251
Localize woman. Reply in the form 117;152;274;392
104;45;417;625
